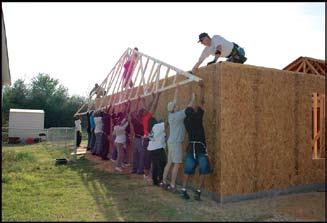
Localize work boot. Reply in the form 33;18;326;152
181;189;190;200
194;190;201;201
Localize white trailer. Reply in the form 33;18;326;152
8;109;45;140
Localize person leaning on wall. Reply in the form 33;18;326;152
192;32;247;74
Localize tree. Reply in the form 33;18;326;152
2;73;87;128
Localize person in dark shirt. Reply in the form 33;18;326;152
86;112;91;150
180;80;211;201
129;97;145;174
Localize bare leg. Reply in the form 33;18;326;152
182;174;190;189
162;161;172;184
198;174;205;191
171;163;180;187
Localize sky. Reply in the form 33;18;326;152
2;2;325;97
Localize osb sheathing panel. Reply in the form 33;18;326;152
96;67;222;194
219;62;325;197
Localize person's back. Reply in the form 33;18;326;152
75;118;82;132
148;122;166;151
113;120;128;144
184;106;206;144
168;109;186;143
94;116;103;134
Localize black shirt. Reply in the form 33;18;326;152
184;106;206;144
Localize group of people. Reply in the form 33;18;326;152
80;80;210;201
76;32;247;200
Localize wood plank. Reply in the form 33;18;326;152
313;93;318;159
306;60;320;75
319;94;325;158
284;57;302;71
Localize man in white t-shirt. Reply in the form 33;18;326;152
147;120;167;186
192;32;247;74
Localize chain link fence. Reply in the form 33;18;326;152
2;127;78;161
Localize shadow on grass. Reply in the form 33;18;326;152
66;155;186;221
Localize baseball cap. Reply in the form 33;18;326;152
198;32;209;42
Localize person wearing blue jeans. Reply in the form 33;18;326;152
130;97;145;174
181;80;212;201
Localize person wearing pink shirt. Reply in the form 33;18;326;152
123;47;139;88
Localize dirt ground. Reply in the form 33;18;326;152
81;147;326;222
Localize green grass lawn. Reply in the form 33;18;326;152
2;142;220;221
3;142;322;221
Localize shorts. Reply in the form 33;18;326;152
183;143;211;175
167;142;183;164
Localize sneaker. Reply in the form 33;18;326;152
144;175;152;182
181;190;190;200
194;190;201;201
159;182;169;190
131;170;137;174
122;163;130;167
115;167;123;172
167;185;177;193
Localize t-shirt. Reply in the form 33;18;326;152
75;119;82;132
86;112;91;133
113;120;129;144
102;113;111;135
168;109;186;143
142;112;153;137
199;35;234;61
90;112;95;129
184;107;206;144
131;117;144;137
94;117;103;134
148;122;166;151
123;59;136;79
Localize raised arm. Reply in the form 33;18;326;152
173;84;179;104
145;93;156;111
198;80;205;110
187;92;196;108
150;92;161;114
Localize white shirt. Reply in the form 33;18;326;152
199;35;234;62
148;122;166;151
113;120;129;144
75;119;82;132
94;117;103;134
168;109;186;143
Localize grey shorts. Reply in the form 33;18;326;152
167;143;183;164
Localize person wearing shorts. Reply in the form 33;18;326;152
162;84;188;192
180;80;211;201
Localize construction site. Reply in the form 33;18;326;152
74;48;326;204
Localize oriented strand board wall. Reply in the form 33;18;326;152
96;61;324;198
218;62;325;197
96;66;222;195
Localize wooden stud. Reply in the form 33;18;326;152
313;93;318;159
